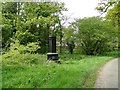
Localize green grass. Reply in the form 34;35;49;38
2;51;118;88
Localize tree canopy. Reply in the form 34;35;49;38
71;17;117;55
1;1;118;55
2;2;66;53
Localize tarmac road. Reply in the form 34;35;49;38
94;58;118;88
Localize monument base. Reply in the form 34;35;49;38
47;53;58;60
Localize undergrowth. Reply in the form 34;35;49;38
2;51;118;88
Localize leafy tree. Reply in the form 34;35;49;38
73;17;116;55
63;26;76;43
105;5;118;50
105;4;118;27
2;2;19;49
23;2;66;53
2;2;66;53
62;26;76;54
96;0;120;51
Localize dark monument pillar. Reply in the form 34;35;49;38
49;35;56;53
47;35;58;60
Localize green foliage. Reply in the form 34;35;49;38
2;2;22;48
96;1;120;51
73;17;117;55
27;42;40;54
2;53;45;66
96;1;116;13
2;2;66;53
17;2;66;53
2;53;115;88
11;39;40;54
15;30;37;45
105;3;120;27
97;1;119;51
101;50;119;57
63;26;76;43
3;39;40;62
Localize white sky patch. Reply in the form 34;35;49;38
59;0;101;25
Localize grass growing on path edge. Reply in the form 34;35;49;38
82;57;114;88
2;53;117;88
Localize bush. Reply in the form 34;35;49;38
2;39;43;66
9;39;40;54
74;17;117;55
2;53;46;66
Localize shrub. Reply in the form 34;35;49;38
2;53;46;66
74;17;117;55
2;39;42;66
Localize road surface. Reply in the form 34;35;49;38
94;58;118;88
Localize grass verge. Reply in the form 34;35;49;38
2;52;117;88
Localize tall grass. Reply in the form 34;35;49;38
2;51;118;88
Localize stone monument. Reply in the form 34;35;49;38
47;35;58;60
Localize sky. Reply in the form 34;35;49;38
58;0;101;25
